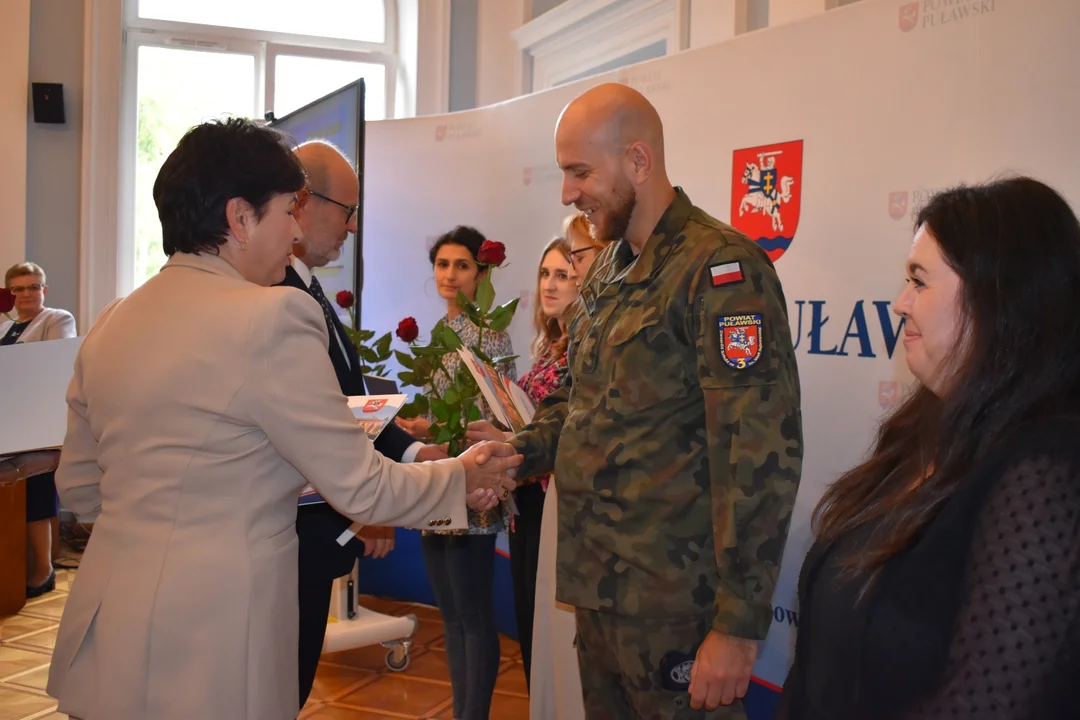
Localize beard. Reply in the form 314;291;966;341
598;181;637;243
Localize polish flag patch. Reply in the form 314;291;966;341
710;262;744;287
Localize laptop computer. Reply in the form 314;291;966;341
363;374;400;395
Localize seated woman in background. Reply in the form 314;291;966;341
777;177;1080;719
1;261;77;597
1;262;76;344
397;225;516;720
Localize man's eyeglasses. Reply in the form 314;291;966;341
307;190;358;225
8;284;43;294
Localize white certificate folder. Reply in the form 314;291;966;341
0;337;82;456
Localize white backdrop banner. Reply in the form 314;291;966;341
361;0;1080;688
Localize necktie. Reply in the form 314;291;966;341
308;275;339;336
308;275;352;370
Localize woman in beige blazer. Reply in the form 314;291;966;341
46;118;521;720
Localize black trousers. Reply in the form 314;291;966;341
509;481;546;692
296;503;366;711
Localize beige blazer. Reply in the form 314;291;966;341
47;252;468;720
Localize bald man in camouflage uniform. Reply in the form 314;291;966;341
509;84;803;719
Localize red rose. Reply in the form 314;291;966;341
0;288;14;315
396;317;419;343
335;290;355;309
477;240;507;267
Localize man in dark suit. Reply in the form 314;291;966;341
279;141;449;709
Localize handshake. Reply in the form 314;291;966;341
407;421;524;511
456;440;523;511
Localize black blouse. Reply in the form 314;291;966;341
777;418;1080;719
1;320;30;345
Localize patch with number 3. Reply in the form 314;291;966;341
718;314;763;370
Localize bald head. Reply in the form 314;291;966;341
555;84;675;249
556;83;666;167
296;141;354;195
293;140;359;268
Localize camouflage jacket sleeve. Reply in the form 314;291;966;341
508;375;570;480
690;245;803;641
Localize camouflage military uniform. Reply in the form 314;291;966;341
510;188;803;719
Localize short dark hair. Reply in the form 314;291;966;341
814;176;1080;593
428;225;486;266
153;117;307;256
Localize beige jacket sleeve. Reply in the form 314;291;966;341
55;302;122;519
57;343;104;519
245;290;467;530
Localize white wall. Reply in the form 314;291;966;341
26;0;84;318
1;1;31;275
476;0;527;107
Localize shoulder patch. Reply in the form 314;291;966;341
718;314;763;369
710;261;744;287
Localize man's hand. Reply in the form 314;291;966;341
466;420;511;445
458;441;521;499
396;416;433;440
415;444;450;462
356;526;395;559
688;630;758;711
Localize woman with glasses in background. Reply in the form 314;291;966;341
563;211;609;287
1;261;77;598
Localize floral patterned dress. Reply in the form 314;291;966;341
423;312;516;536
517;350;569;491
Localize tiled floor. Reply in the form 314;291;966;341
0;571;528;719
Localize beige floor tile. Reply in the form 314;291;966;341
18;596;67;622
0;685;56;720
6;627;58;653
498;634;521;661
308;662;378;703
323;641;405;674
335;675;454;716
0;646;51;681
490;691;531;718
306;706;415;720
0;616;53;642
396;649;453;684
4;663;51;692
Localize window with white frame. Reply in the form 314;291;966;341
512;0;689;93
123;0;395;289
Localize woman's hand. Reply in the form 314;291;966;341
466;420;512;445
396;416;433;440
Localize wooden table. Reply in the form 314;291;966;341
0;479;27;615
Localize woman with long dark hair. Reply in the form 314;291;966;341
777;176;1080;719
399;225;516;720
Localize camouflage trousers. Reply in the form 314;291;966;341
573;609;748;720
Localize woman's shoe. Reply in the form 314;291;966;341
26;570;56;599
